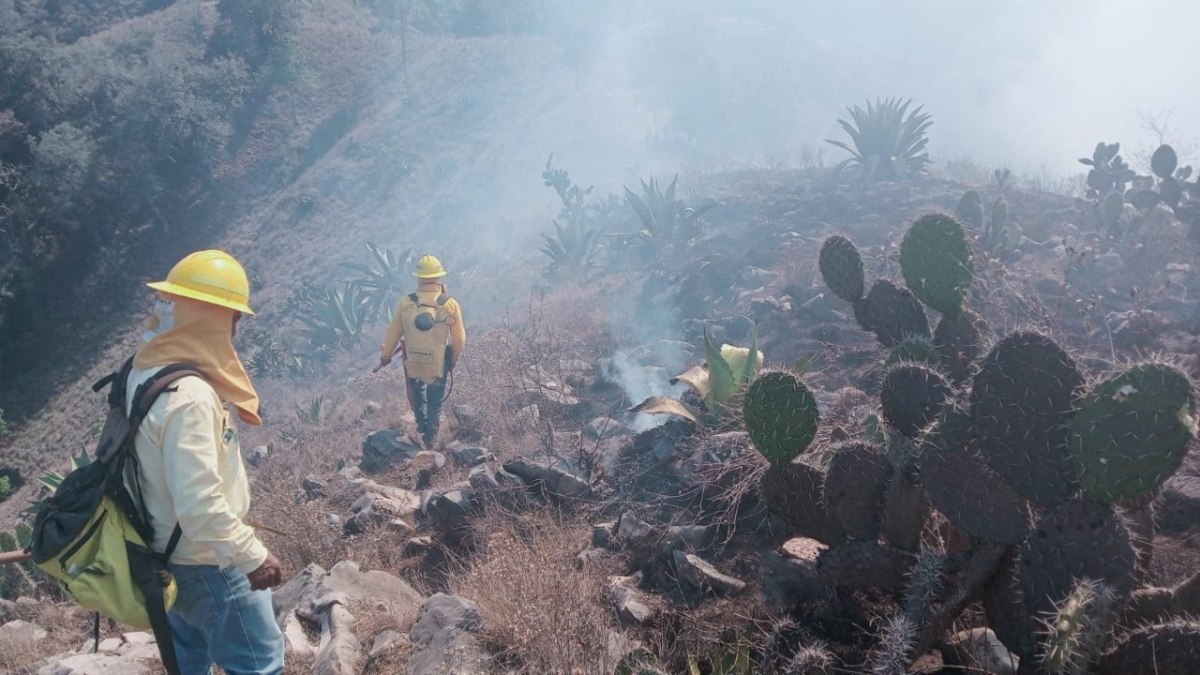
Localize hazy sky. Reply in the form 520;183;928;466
543;0;1199;179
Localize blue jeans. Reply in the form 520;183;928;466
167;563;285;675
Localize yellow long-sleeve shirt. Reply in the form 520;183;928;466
380;288;467;364
127;365;268;573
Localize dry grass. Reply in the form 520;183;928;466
449;508;623;674
0;602;98;674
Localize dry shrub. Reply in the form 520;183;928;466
450;508;621;674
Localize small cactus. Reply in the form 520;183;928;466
1039;578;1117;675
819;235;866;303
1071;362;1197;503
900;213;972;316
744;371;820;466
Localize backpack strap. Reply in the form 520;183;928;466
121;363;204;675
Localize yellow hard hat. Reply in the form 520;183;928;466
414;254;447;279
147;250;255;315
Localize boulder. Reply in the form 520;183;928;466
584;417;623;441
302;476;329;501
608;575;655;624
446;443;492;468
360;430;423;474
672;551;746;595
246;445;270;467
503;456;590;500
942;627;1019;675
1;619;47;642
408;594;486;674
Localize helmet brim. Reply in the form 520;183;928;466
413;271;447;278
147;281;256;316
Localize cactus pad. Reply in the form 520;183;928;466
760;461;844;544
879;462;929;551
934;308;991;383
816;541;913;591
855;280;931;347
901;213;973;316
744;371;820;467
1019;499;1138;620
885;336;941;370
880;363;951;438
983;549;1037;663
919;407;1030;544
954;190;984;229
1096;620;1200;675
819;235;865;303
971;331;1084;506
1151;144;1179;179
823;442;892;540
1072;362;1197;503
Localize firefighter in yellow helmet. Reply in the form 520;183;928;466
134;250;285;674
379;254;467;448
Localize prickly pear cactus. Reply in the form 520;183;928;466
900;214;972;317
1071;362;1197;503
816;540;913;591
760;461;844;545
1040;578;1117;675
1020;499;1138;620
1152;144;1179;179
919;407;1030;545
819;235;865;303
855;280;930;347
1101;192;1124;232
954;190;984;229
823;442;892;541
971;331;1084;506
885;336;941;370
879;459;929;552
744;371;820;466
1096;619;1200;675
983;549;1037;664
933;308;991;383
880;362;950;438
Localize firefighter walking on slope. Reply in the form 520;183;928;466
377;254;466;448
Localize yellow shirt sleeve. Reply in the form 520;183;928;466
446;298;466;360
159;391;268;574
381;298;406;359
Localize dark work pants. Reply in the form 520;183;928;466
410;377;447;445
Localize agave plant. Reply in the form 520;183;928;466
624;175;717;255
38;447;92;494
540;219;601;277
631;328;763;423
825;98;933;180
297;282;370;347
340;241;412;322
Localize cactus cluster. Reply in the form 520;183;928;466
820;216;991;384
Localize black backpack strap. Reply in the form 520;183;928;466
123;364;203;675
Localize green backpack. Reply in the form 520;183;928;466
29;357;203;675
